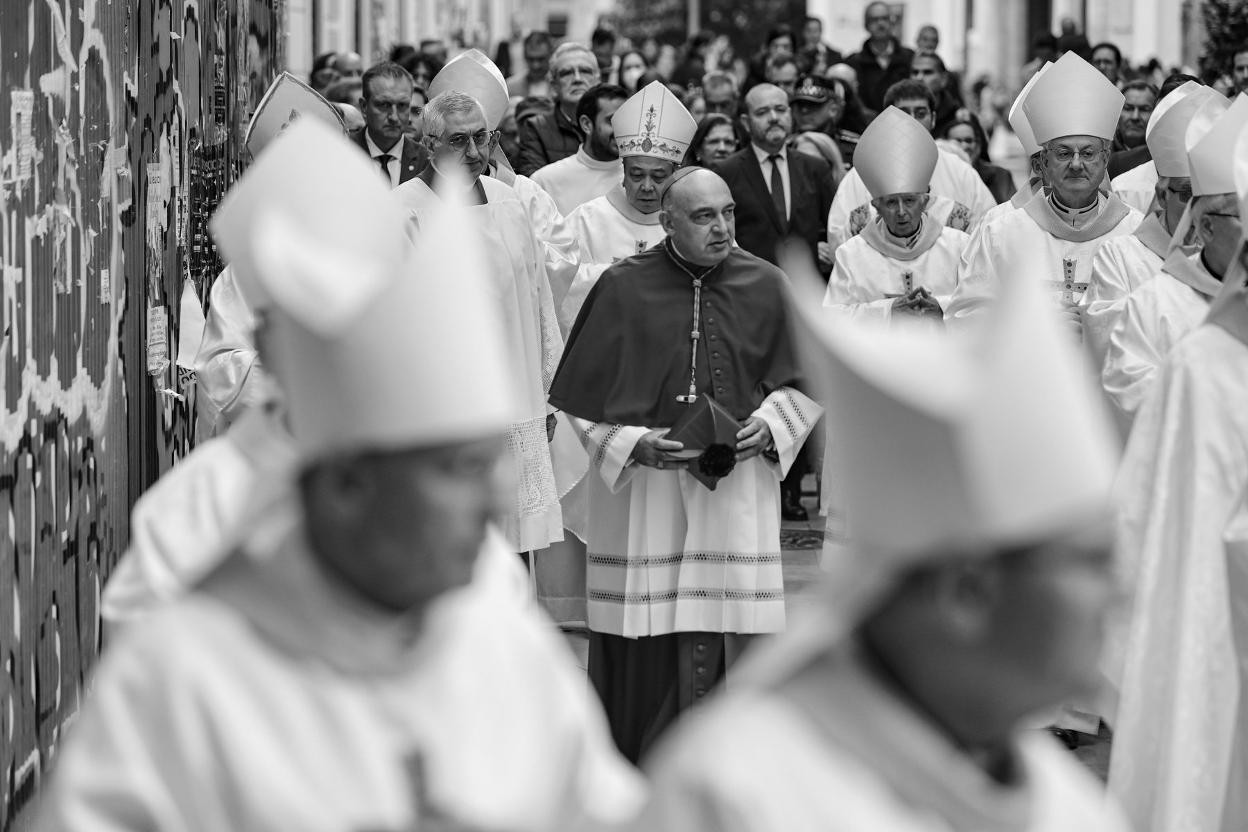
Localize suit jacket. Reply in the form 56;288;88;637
348;128;427;185
713;147;838;276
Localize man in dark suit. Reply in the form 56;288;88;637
712;82;837;521
351;61;428;187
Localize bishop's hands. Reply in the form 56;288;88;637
735;417;773;462
891;286;943;319
632;430;688;470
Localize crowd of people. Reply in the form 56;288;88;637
29;3;1248;831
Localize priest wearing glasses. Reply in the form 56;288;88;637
549;166;822;764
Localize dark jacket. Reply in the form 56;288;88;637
712;146;839;277
975;160;1017;205
845;37;915;116
515;106;583;177
348;128;427;184
1109;143;1151;179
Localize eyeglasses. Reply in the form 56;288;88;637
438;130;496;153
1047;146;1106;164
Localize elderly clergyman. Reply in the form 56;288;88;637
630;263;1132;831
39;119;642;831
549;167;822;764
947;52;1143;346
560;81;698;330
396;89;565;557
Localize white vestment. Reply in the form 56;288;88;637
41;500;642;832
101;406;296;623
946;194;1142;324
530;148;623;216
193;266;271;435
636;643;1132;832
395;175;565;552
1110;160;1158;215
827;149;996;251
560;188;668;331
1101;252;1219;422
1082;212;1172;369
825;225;969;322
1107;321;1248;832
571;386;820;637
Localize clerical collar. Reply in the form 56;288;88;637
417;164;488;206
665;237;721;276
888;218;924;249
1047;191;1103;229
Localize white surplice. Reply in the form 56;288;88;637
825;225;969;322
1082;212;1172;368
946;193;1142;324
571;386;820;637
395;175;565;552
530;147;623;216
1110;160;1158;215
1101;252;1219;422
1107;320;1248;832
635;643;1132;832
560;187;668;331
41;497;642;832
827;148;996;251
193;266;272;435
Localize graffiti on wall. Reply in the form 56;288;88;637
0;0;281;827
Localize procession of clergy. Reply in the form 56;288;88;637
35;40;1248;832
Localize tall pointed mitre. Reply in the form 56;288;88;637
854;106;938;198
612;80;697;163
1008;61;1049;156
211;117;515;458
1205;124;1248;339
246;71;346;157
1022;51;1124;144
1188;93;1248;196
427;49;510;131
1146;82;1215;178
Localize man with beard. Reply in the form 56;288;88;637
550;167;821;764
909;52;962;137
1107;80;1157;178
532;84;628;216
517;43;602;176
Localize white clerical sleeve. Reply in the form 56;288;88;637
752;387;822;477
955;158;997;226
1101;289;1175;420
569;418;651;493
827;248;897;322
1083;242;1140;369
945;221;999;323
560;263;611;333
826;169;871;253
194;267;269;432
513;174;581;307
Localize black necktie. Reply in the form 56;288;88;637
768;154;786;225
377;153;394;182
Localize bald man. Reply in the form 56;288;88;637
550;167;822;764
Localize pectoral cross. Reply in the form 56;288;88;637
901;270;914;294
1045;257;1087;307
635;238;648;254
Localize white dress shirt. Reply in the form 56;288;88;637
365;130;404;190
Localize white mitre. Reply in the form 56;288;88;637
1008;61;1050;157
427;49;510;131
1023;51;1124;144
854;106;938;198
1188;93;1248;197
211;118;516;459
1204;125;1248;336
612;80;697;164
1146;82;1215;178
246;72;345;157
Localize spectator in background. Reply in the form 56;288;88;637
1232;46;1248;96
1058;17;1092;59
685;112;738;166
532;83;628;215
640;36;661;67
765;53;800;98
405;85;428;144
516;43;601;176
330;51;363;79
616;49;649;93
800;16;844;76
941;111;1015;204
398;53;441;90
1107;79;1161;177
672;31;713;89
323;76;363;106
910;52;962;136
310;52;340;94
497;102;523;165
419;38;447;65
591;27;618;78
390;43;418;66
1091;42;1124;86
684;90;707;122
916;25;940;55
703;70;740;117
1021;32;1058;82
352;62;426;188
846;2;915;116
507;31;553;99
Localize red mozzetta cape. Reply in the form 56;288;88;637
549;240;804;427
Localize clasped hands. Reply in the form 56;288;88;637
631;417;773;470
891;286;943;318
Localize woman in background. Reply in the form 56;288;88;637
942;110;1015;204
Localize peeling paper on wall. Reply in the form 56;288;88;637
175;280;204;370
10;90;35;183
146;304;169;376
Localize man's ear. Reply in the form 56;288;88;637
578;113;594;136
659;208;675;235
